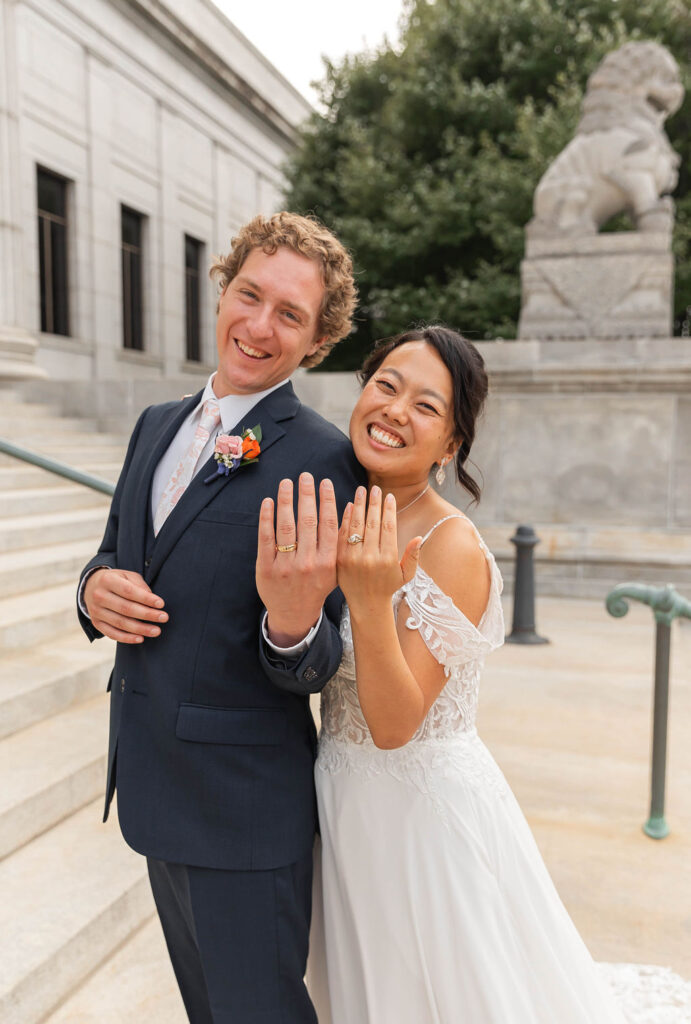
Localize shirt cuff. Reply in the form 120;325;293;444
78;565;111;618
261;609;323;656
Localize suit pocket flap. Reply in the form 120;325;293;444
195;510;260;526
176;704;287;745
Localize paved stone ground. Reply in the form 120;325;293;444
51;595;691;1020
481;595;691;978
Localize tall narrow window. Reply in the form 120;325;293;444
121;206;144;350
37;168;70;336
185;235;203;362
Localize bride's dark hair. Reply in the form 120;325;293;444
358;325;488;504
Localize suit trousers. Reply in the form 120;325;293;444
147;852;317;1024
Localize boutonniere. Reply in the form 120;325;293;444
204;424;262;483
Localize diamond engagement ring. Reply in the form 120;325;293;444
347;533;364;545
276;542;298;552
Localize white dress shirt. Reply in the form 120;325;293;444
150;372;286;520
80;372;322;654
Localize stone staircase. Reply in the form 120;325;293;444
0;391;183;1023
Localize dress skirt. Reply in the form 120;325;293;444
308;732;627;1024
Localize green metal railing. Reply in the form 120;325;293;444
606;582;691;839
0;438;116;496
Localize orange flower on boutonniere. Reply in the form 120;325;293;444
242;432;261;460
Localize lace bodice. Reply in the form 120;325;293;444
319;515;505;747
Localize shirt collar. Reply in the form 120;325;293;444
196;372;290;434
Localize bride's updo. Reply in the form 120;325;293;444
358;326;488;504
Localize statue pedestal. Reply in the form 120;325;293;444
518;232;674;340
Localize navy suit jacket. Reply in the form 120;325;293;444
78;382;364;871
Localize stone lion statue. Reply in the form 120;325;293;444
528;41;684;237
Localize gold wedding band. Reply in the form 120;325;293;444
347;533;364;545
276;542;298;553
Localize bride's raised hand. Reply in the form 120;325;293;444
337;485;422;613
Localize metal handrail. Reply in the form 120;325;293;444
606;582;691;839
0;438;115;496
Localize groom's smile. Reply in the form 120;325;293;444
214;246;326;396
236;339;272;360
235;339;271;360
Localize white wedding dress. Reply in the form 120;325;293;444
307;515;691;1023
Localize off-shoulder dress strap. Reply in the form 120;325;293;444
420;512;494;565
401;512;505;657
419;514;465;547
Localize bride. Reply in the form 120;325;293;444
300;326;690;1023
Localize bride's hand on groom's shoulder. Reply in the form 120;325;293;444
256;473;340;647
337;486;421;617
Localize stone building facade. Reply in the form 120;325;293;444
0;0;311;382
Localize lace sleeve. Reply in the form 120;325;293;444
395;567;504;673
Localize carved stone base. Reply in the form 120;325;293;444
0;326;47;380
518;232;673;340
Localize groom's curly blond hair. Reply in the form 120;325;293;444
210;212;357;368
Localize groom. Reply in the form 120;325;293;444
77;212;364;1023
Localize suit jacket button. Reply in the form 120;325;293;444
303;667;318;683
144;558;151;567
120;678;125;693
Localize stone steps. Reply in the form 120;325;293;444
0;463;122;489
0;420;124;445
0;581;92;650
0;391;162;1023
0;694;108;859
0;397;63;419
0;506;108;553
0;537;101;598
0;484;110;518
0;800;153;1024
0;629;113;739
0;414;101;436
45;916;185;1024
0;442;127;469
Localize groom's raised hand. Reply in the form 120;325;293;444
256;473;339;647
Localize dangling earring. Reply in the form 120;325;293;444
435;458;448;486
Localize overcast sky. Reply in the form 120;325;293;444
211;0;406;105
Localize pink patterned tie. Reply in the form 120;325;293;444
153;399;221;535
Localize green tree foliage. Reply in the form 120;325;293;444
283;0;691;369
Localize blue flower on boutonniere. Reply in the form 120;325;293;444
204;424;262;483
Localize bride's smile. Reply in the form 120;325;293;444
349;340;457;496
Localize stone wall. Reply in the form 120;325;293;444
470;338;691;530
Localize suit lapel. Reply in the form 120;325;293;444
128;390;203;566
147;382;300;582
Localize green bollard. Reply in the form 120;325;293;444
506;525;549;645
605;583;691;840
